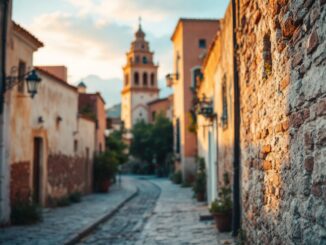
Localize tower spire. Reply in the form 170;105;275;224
138;16;142;30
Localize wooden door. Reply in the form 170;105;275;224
33;137;42;203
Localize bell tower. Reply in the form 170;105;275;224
121;18;159;137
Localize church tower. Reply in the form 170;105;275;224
121;19;159;137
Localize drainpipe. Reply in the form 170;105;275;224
0;0;10;224
232;0;241;237
0;0;9;113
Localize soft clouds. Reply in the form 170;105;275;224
29;12;132;80
14;0;229;105
65;0;228;25
30;10;173;84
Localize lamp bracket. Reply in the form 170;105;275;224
5;66;33;91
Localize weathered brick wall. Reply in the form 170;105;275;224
10;162;30;204
47;154;90;202
238;0;326;243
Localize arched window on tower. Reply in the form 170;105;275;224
142;56;148;64
125;74;129;86
143;72;148;86
135;56;140;64
150;73;155;86
134;72;139;86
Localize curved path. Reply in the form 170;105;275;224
78;177;161;245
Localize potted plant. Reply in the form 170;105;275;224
192;157;206;202
209;173;232;232
93;152;118;193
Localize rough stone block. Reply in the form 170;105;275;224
311;183;322;197
262;144;272;153
281;12;297;37
263;160;273;170
307;29;319;54
280;74;290;90
292;52;304;67
282;120;290;131
304;156;314;173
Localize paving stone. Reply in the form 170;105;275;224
0;177;137;245
135;179;233;245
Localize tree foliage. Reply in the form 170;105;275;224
130;115;173;175
106;130;128;165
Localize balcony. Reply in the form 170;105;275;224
165;73;179;87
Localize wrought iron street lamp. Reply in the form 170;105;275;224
5;69;42;98
25;70;41;98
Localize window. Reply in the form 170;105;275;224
142;56;148;64
74;140;78;153
192;68;201;88
135;56;140;64
221;76;228;129
143;72;148;86
125;74;129;86
150;73;155;86
176;118;181;154
199;39;206;48
134;72;139;85
152;111;156;121
17;60;26;93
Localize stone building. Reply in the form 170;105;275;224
168;19;220;180
147;95;173;123
5;21;44;205
121;22;159;142
4;22;96;212
196;5;233;206
78;83;106;153
196;0;326;243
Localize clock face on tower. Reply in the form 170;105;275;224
121;19;160;132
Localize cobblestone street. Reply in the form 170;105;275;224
0;176;233;245
135;179;232;245
78;177;160;245
0;177;137;245
78;177;233;245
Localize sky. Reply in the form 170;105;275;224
13;0;229;108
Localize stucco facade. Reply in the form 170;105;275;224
5;22;96;210
121;23;159;140
147;95;173;123
196;5;234;205
169;19;220;180
5;21;43;206
78;91;106;153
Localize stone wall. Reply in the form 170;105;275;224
47;154;89;203
238;0;326;244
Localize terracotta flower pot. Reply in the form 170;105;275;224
196;192;205;202
99;179;111;193
213;212;232;232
